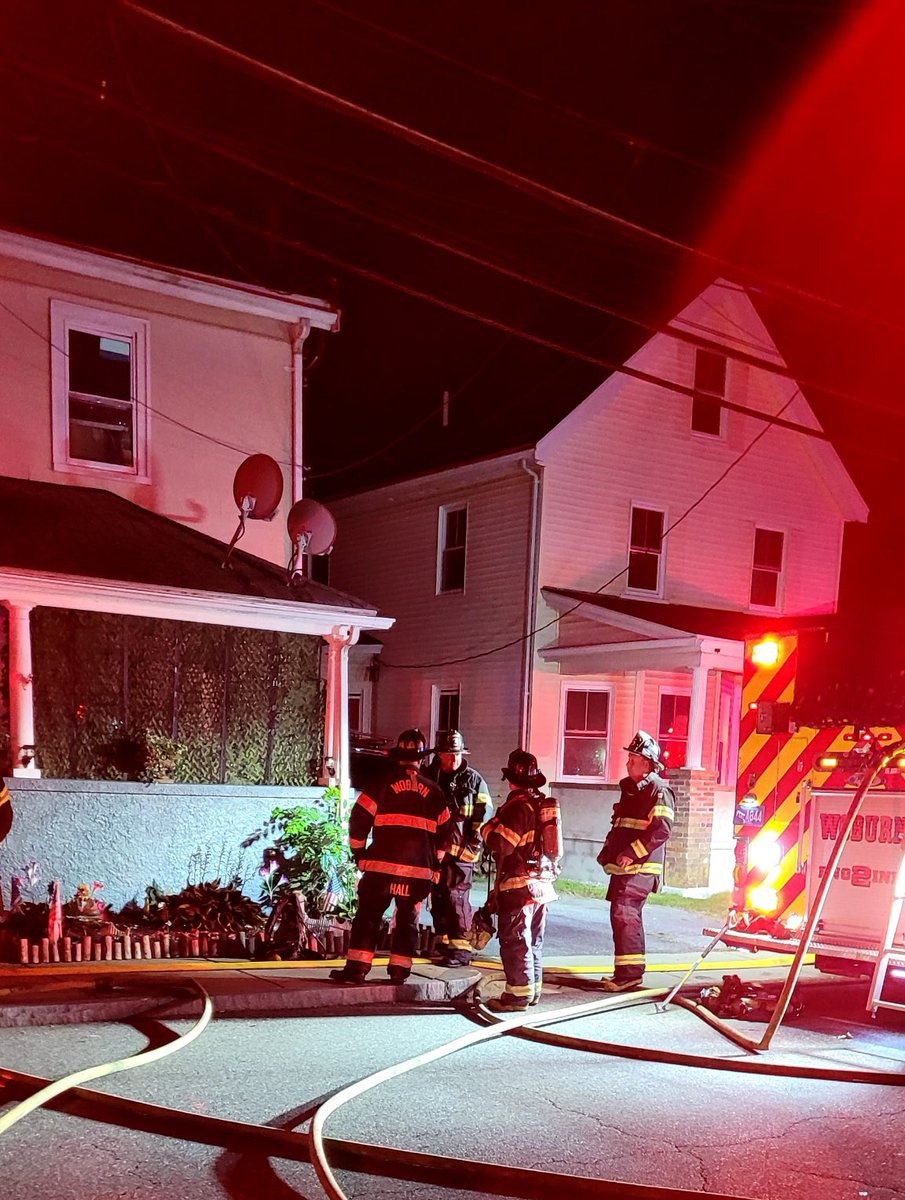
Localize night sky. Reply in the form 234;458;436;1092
2;0;900;609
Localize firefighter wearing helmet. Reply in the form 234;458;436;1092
330;729;453;986
480;749;563;1012
423;729;493;966
596;731;675;992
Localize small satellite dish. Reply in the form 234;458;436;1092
233;454;283;521
223;454;284;569
287;498;337;581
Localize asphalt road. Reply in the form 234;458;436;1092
3;898;904;1200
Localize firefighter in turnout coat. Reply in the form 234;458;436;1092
481;750;563;1013
597;731;675;992
330;729;453;985
423;729;493;965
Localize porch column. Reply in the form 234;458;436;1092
686;664;708;770
2;601;41;777
323;624;359;817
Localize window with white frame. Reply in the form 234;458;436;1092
348;693;363;734
627;506;665;593
658;692;691;770
750;527;784;608
691;347;726;437
51;301;149;477
434;686;460;740
561;686;610;779
437;504;467;593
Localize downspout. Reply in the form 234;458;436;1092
289;320;311;505
519;456;543;748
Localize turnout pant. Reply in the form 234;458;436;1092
346;872;430;980
430;858;475;962
606;873;656;982
497;899;547;1002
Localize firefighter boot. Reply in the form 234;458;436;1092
487;992;529;1014
329;967;368;985
388;967;410;983
599;976;643;993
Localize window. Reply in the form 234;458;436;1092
348;693;363;734
51;301;149;478
750;528;784;608
692;348;726;437
561;686;610;778
435;687;460;735
627;506;664;593
437;504;467;593
658;692;691;769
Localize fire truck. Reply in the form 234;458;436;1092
720;625;905;978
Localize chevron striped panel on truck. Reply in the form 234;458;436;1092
735;634;811;917
736;633;905;919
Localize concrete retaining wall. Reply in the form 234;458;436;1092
0;777;327;911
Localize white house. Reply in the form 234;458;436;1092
0;227;393;906
322;280;867;891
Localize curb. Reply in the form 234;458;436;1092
0;971;481;1028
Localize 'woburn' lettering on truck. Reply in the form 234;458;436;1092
819;812;905;844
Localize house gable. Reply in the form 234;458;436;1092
533;279;866;617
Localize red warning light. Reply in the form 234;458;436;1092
751;638;780;667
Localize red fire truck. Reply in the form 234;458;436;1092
720;625;905;977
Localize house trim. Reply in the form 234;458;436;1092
0;566;394;637
541;636;743;674
0;228;339;330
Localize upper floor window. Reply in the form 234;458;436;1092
692;348;726;437
51;301;150;479
433;686;460;741
750;527;785;608
437;504;467;593
561;686;610;780
627;505;665;593
658;692;691;769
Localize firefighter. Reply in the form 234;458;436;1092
423;729;493;966
596;731;675;992
481;749;562;1013
330;729;452;985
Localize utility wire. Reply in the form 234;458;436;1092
8;53;902;428
119;0;905;339
0;130;873;470
306;0;731;181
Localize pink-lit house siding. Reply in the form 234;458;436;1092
328;453;534;799
0;230;337;566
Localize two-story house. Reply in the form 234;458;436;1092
0;227;392;907
322;280;867;892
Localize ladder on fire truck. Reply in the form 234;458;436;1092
866;846;905;1018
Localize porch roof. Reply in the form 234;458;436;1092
0;476;393;636
540;588;836;674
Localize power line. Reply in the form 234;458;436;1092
0;120;876;466
8;51;903;431
119;0;905;340
306;0;732;182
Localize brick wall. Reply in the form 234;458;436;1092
667;768;717;889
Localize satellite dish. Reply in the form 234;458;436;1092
223;454;284;569
232;454;283;520
287;499;337;581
